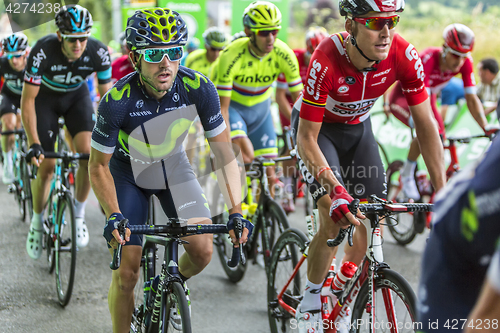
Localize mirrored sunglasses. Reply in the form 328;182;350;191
255;29;279;37
353;15;400;31
7;53;23;59
136;47;184;63
61;33;90;43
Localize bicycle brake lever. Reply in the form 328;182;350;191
109;219;129;270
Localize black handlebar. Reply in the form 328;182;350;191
326;199;434;248
110;219;242;270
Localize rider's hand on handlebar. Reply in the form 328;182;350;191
329;186;365;227
484;124;500;138
103;212;131;248
26;143;45;167
227;213;253;247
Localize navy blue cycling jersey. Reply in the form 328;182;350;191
0;56;24;97
24;34;111;92
417;137;500;332
91;67;225;185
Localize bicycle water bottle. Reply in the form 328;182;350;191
321;257;336;316
332;261;357;292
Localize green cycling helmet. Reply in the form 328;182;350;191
126;8;188;50
243;1;282;30
203;27;227;49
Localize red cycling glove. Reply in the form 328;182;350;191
329;186;354;224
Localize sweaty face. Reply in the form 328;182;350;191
138;46;180;96
351;12;397;62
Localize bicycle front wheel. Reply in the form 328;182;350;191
267;228;308;333
20;156;32;221
351;268;417;333
161;281;192;333
55;192;77;307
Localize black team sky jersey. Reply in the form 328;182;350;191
0;56;24;98
24;34;111;93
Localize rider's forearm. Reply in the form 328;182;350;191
415;126;445;192
466;94;489;130
20;96;39;146
211;138;243;215
89;162;120;218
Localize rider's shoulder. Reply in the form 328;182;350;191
177;66;212;90
32;34;59;49
102;72;139;105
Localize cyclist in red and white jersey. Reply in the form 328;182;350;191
275;27;328;213
293;0;445;331
387;23;496;200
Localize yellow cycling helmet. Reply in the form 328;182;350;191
126;8;188;50
203;27;227;49
243;1;282;30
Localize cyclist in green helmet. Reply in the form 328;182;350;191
185;26;227;77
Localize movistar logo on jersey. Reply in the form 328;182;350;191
106;83;131;102
235;73;278;83
182;73;207;92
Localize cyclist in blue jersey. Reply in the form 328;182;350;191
0;32;29;184
440;76;465;126
88;8;251;332
22;5;113;259
418;136;500;332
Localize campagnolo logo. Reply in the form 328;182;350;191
136;100;144;108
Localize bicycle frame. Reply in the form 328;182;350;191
274;213;395;333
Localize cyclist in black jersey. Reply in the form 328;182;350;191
417;137;500;332
0;32;28;184
22;5;113;259
88;8;251;332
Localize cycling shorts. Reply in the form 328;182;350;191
109;151;211;247
0;92;20;117
35;84;95;152
388;81;444;135
292;108;386;199
229;98;278;158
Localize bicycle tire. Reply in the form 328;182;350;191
268;228;308;333
212;186;247;283
161;281;192;333
351;268;417;333
55;191;77;307
386;160;418;246
262;199;290;269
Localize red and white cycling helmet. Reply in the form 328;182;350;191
339;0;405;17
443;23;474;56
305;27;329;54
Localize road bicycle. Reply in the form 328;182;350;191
212;156;291;282
267;195;433;333
110;217;243;333
2;128;32;221
386;133;493;245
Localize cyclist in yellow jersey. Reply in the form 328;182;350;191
216;1;303;195
185;27;227;77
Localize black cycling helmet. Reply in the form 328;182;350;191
126;8;188;51
339;0;405;17
2;32;29;53
55;5;93;34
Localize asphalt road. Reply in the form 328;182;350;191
0;178;428;333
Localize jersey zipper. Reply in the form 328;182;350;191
349;72;368;123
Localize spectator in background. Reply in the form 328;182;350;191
477;58;500;118
111;31;134;84
305;0;339;29
439;76;465;126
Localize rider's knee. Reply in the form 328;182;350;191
189;245;213;269
115;266;139;293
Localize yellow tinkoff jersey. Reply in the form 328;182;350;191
184;49;212;77
216;37;303;107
